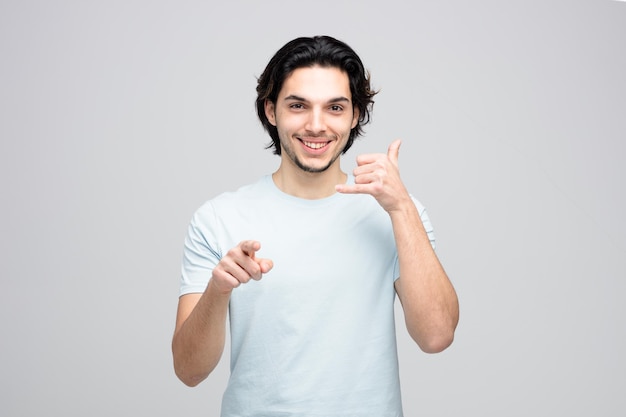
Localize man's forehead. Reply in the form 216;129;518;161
279;66;352;101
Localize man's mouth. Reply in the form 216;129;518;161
301;140;329;150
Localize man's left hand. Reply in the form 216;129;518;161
336;139;411;213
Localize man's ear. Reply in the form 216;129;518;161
351;107;360;129
265;100;277;126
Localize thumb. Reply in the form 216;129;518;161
388;139;402;165
241;240;261;259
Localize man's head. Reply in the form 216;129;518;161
256;36;376;156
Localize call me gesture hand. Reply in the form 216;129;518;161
335;139;412;213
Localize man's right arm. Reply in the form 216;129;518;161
172;240;273;387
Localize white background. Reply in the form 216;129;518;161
1;0;625;415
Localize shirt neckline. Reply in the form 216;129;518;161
262;174;355;207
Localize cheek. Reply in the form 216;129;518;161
275;114;302;133
338;117;358;135
274;120;296;141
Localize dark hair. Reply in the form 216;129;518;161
256;35;377;155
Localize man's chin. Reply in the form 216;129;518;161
296;160;333;173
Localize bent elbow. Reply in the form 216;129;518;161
180;376;205;388
413;330;455;354
172;352;210;387
174;365;209;387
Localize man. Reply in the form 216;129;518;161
172;35;459;416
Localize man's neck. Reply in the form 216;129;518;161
272;163;347;200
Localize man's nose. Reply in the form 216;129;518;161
305;109;326;133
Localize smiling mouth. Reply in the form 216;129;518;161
301;140;329;149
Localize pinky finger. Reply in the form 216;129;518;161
336;184;367;194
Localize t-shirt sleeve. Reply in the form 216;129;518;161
179;202;222;296
414;196;436;251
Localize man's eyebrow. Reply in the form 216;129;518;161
283;94;307;102
283;95;351;104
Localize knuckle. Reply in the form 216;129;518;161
213;263;228;276
248;265;261;279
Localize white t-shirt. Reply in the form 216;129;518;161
180;175;435;417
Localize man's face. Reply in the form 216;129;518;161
265;66;359;173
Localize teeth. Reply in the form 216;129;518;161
303;141;327;149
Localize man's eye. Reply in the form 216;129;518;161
290;103;304;109
330;105;343;112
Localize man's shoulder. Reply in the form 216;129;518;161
198;176;271;210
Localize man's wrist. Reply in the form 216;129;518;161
206;278;234;299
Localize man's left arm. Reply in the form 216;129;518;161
336;140;459;353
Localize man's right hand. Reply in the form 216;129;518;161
211;240;273;294
173;239;272;385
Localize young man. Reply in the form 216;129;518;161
173;36;459;416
